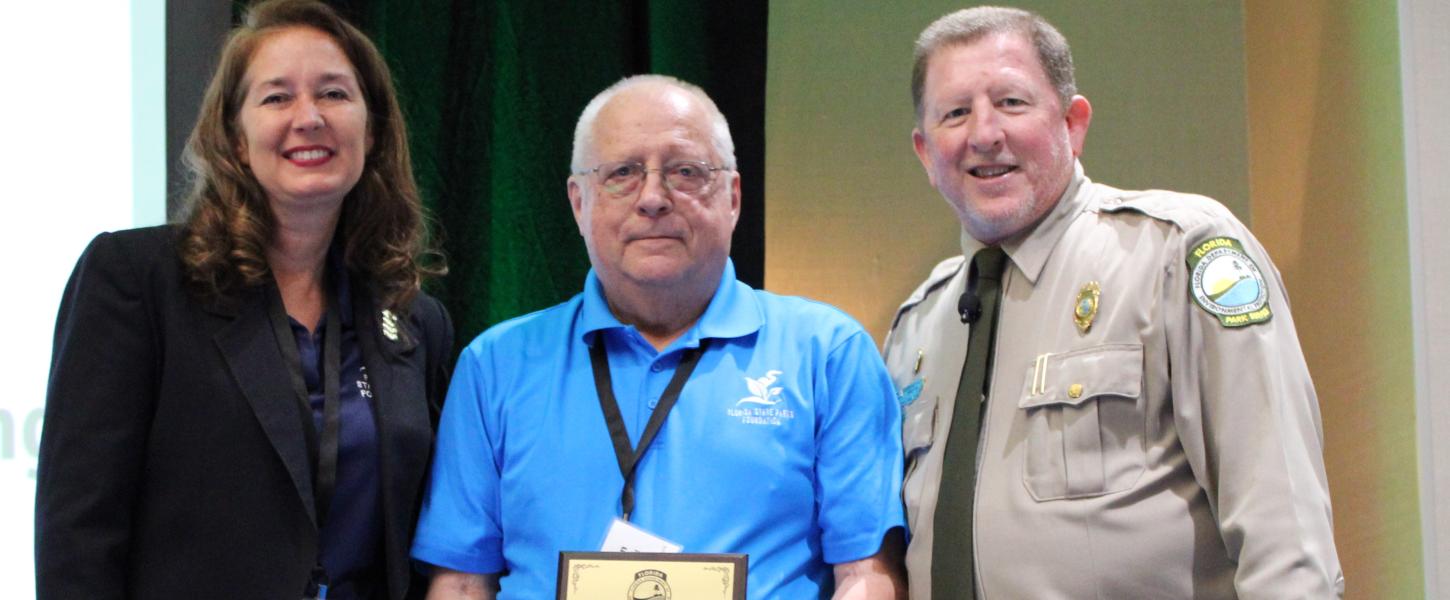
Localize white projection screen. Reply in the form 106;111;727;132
0;1;165;595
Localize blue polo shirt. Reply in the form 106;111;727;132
411;260;904;598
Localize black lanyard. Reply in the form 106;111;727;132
264;280;343;532
589;337;708;521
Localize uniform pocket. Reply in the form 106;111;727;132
901;395;937;531
1018;344;1146;501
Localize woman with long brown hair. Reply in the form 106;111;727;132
35;1;451;598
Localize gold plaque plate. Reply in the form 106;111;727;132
557;551;747;600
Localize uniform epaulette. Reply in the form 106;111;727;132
890;255;965;331
1097;188;1240;233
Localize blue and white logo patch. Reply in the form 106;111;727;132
726;370;796;426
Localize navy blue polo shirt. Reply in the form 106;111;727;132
288;269;382;599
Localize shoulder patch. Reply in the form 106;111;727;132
1187;236;1272;327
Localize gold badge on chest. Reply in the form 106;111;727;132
1073;281;1100;335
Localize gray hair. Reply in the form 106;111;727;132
911;6;1076;122
570;74;737;173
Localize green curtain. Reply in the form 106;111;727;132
328;1;768;349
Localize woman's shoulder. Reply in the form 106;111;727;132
83;224;183;268
392;287;442;325
406;289;452;344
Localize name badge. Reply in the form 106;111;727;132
600;518;682;553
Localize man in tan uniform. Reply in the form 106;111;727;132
886;7;1344;599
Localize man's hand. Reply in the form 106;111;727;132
424;567;500;600
832;529;907;600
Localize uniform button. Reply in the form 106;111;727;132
650;363;664;373
1068;383;1084;398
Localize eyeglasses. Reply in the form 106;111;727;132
574;160;731;197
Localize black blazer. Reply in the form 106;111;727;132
36;226;453;600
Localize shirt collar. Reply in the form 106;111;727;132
960;160;1091;285
286;248;356;332
576;258;763;350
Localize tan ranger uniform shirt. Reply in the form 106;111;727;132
885;164;1343;599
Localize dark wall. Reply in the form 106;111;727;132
164;0;231;219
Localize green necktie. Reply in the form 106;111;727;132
932;246;1007;599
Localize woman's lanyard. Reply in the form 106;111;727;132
589;337;708;521
265;279;342;597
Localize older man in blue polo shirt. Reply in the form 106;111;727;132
411;75;907;599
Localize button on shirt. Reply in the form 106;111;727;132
412;260;905;599
605;340;684;442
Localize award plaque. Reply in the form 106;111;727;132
556;552;746;600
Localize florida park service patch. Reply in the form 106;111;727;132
1187;236;1272;327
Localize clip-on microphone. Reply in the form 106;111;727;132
958;290;980;324
959;258;982;324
